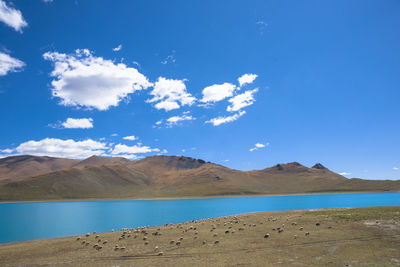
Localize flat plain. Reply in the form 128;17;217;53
0;206;399;266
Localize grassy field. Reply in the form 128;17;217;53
0;206;399;266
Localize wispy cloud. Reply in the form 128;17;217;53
227;88;258;112
0;52;25;76
256;20;268;35
249;142;269;152
339;172;351;176
123;135;137;141
0;0;27;32
161;50;176;64
206;110;246;126
112;44;122;52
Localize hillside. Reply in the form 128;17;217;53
0;155;399;201
0;155;79;184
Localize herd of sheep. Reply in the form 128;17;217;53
74;214;326;257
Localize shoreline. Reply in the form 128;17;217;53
0;205;398;247
0;190;398;204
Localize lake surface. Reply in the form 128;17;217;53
0;192;399;244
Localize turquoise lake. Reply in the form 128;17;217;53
0;192;399;244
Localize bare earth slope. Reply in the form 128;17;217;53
0;155;399;201
0;155;79;184
0;206;398;266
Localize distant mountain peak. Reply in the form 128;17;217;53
312;163;327;170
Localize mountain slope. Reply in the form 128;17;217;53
0;155;79;183
0;155;399;201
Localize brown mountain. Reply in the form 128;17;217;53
0;155;79;184
0;155;398;201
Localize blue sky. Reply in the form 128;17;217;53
0;0;400;180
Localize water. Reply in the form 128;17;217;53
0;192;399;244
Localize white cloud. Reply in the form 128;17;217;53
111;133;118;137
0;0;27;32
2;138;108;159
112;44;122;52
0;52;25;76
205;110;246;126
147;77;195;111
393;167;399;171
43;49;152;111
201;83;237;103
238;73;257;87
111;144;160;155
1;148;13;153
123;135;137;141
339;172;351;176
62;118;93;129
249;142;269;152
42;0;53;3
227;88;258;112
166;114;195;126
155;120;162;125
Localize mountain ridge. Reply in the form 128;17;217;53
0;154;398;201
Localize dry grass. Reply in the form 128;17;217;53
0;206;399;266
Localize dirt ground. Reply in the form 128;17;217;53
0;206;399;266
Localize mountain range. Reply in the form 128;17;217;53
0;155;398;201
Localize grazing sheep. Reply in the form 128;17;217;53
213;234;218;237
81;240;86;244
76;237;81;241
194;236;198;239
95;235;100;239
96;245;103;250
154;246;159;251
85;233;90;237
103;240;108;244
299;227;304;231
294;235;297;239
85;242;90;246
202;240;206;245
176;241;181;246
114;246;119;251
239;228;244;231
143;236;147;241
264;233;270;238
158;251;163;256
305;232;310;236
179;237;183;241
144;241;149;245
214;240;220;244
120;247;126;251
225;230;230;234
170;240;175;244
278;229;284;233
93;244;98;248
328;226;332;229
